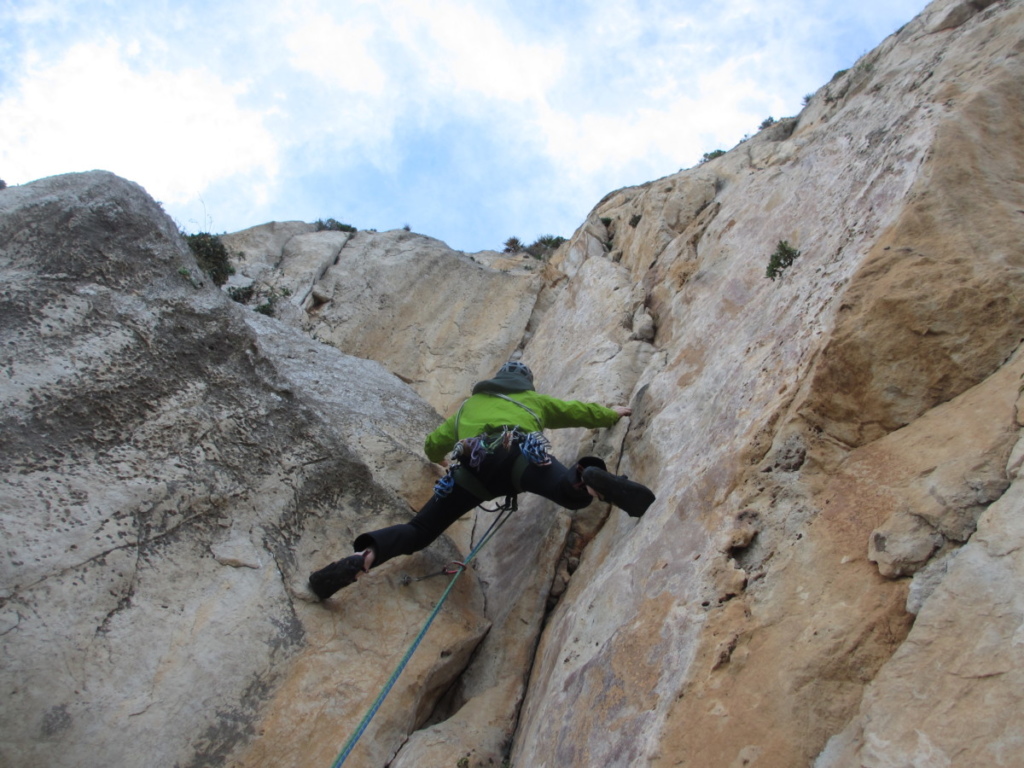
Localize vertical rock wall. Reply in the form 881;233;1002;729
509;1;1024;766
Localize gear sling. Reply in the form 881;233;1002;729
435;392;553;502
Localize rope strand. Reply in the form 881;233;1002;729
330;504;517;767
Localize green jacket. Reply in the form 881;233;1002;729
424;373;621;463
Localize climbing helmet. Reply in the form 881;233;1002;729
499;361;534;384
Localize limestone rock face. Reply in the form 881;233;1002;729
219;219;318;277
816;366;1024;767
506;1;1024;766
0;172;489;768
221;225;542;416
6;0;1024;765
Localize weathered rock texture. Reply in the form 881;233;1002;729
219;224;542;416
509;0;1024;766
0;172;492;768
4;0;1024;766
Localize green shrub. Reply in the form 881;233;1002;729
227;285;254;304
701;150;726;164
177;266;199;288
524;234;566;260
532;235;565;249
503;236;524;254
252;285;292;316
315;218;356;232
184;232;234;286
759;116;776;131
766;240;801;281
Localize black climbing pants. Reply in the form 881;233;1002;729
353;444;601;567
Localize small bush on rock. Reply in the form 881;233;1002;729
501;235;566;260
532;235;565;249
184;232;234;286
525;235;566;260
252;286;291;317
315;218;356;232
227;285;254;304
766;240;801;281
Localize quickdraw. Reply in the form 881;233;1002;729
520;430;552;466
399;560;466;585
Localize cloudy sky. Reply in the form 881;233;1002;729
1;0;926;252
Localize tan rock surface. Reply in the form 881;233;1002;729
816;373;1024;766
219;220;318;275
222;225;543;415
387;502;572;768
510;1;1024;765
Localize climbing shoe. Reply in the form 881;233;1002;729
308;553;367;600
581;466;656;518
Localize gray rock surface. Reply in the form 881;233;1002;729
0;172;487;768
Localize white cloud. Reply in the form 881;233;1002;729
1;0;930;247
521;31;777;187
8;0;75;26
285;13;387;94
0;40;279;206
279;0;566;109
390;0;565;103
264;0;569;179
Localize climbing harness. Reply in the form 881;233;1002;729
519;430;552;465
433;427;551;499
433;388;552;501
329;500;518;768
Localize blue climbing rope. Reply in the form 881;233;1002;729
330;502;517;767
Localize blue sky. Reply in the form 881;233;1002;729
1;0;927;253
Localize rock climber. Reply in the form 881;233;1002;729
308;361;655;600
